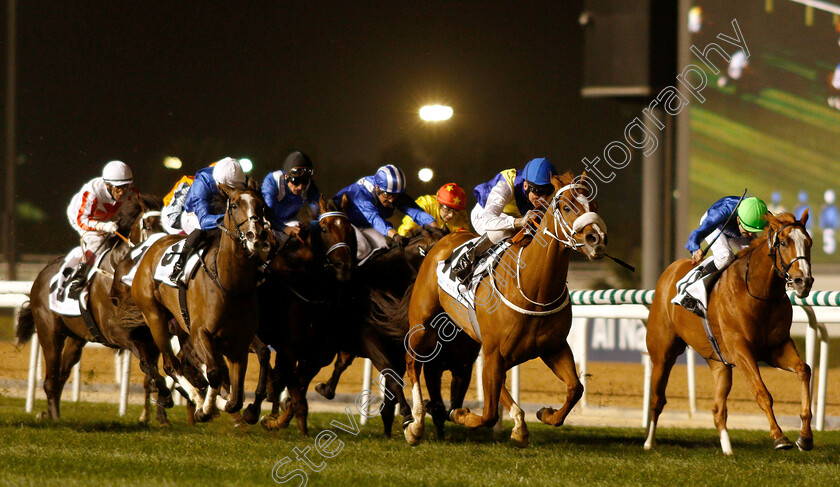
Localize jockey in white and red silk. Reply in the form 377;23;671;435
65;160;137;296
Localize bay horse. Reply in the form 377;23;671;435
245;196;356;435
644;210;814;454
131;181;274;422
404;172;607;447
15;195;174;422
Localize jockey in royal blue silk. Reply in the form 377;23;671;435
673;195;769;313
453;157;557;284
333;164;437;261
262;151;321;243
65;160;139;298
169;157;247;283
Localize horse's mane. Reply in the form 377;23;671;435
734;211;796;261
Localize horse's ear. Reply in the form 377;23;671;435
247;176;260;192
218;183;235;199
764;212;781;232
341;194;349;213
800;208;809;226
319;194;336;213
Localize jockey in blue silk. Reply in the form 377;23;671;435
262;151;321;241
453;157;557;283
170;157;247;282
674;195;768;312
333;164;438;252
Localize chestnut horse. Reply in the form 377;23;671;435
404;172;607;447
15;195;172;422
645;210;814;454
131;182;274;422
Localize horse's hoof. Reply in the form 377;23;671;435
402;417;413;430
242;404;260;425
404;425;422;446
194;409;213;423
224;402;241;414
157;419;172;428
536;407;549;422
315;383;335;400
796;435;814;451
511;427;530;449
35;411;51;422
153;394;174;409
774;436;794;450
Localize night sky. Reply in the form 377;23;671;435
2;1;640;256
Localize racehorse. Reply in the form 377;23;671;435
403;172;607;447
131;180;274;422
311;227;447;437
15;195;174;422
644;210;814;454
245;196;356;435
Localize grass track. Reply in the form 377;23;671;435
1;398;839;486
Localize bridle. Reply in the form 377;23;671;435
317;211;352;270
539;183;607;251
745;221;810;300
138;210;161;242
216;194;269;251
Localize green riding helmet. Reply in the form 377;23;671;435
737;196;769;233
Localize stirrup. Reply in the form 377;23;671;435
169;263;183;283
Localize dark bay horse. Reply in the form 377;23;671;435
404;172;607;447
246;196;355;436
645;210;814;454
15;195;173;422
131;182;274;422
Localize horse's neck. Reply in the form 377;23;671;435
734;239;784;300
507;215;571;301
216;234;257;291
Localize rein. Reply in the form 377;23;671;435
489;183;603;316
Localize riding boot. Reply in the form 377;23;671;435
67;262;90;300
170;229;205;282
682;261;721;315
453;234;493;285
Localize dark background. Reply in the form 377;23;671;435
1;1;642;270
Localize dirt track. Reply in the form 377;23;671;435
2;340;837;421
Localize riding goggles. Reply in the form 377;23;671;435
526;183;554;197
288;175;311;186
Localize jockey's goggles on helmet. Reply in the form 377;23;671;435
526;182;554;197
378;189;398;200
288;167;313;178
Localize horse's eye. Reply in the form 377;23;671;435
230;204;237;210
563;206;571;213
780;241;787;247
322;227;328;234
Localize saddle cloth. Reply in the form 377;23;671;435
48;247;108;316
120;235;203;289
436;237;511;312
671;255;715;312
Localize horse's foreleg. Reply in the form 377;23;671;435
140;305;182;377
644;338;684;451
536;343;583;427
224;351;248;414
133;341;175;409
708;360;734;455
38;330;67;421
193;329;225;422
770;339;813;451
423;362;446;440
316;351;355;400
733;341;792;449
451;350;503;430
243;338;272;424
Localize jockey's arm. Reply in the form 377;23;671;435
477;179;517;232
685;206;727;255
397;194;436;229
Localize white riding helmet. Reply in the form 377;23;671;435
212;157;246;188
102;160;133;186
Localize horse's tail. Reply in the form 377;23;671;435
15;301;35;346
367;283;413;340
114;295;147;329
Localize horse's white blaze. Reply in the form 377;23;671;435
720;429;733;455
790;228;811;277
644;419;657;450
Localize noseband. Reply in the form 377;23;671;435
318;211;352;270
217;197;268;250
768;221;811;285
540;183;607;250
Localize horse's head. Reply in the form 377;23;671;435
766;210;813;298
539;172;607;261
219;182;273;258
403;226;445;269
316;194;354;282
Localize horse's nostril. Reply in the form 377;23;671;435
245;231;256;241
794;278;804;286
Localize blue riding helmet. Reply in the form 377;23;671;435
522;157;557;186
375;164;407;194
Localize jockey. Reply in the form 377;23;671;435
333;164;438;252
674;196;768;311
453;157;557;283
262;151;321;242
397;182;470;237
65;160;138;297
160;174;195;234
169;157;247;282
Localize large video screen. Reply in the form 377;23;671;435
688;1;840;263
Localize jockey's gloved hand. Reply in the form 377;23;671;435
96;221;119;234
